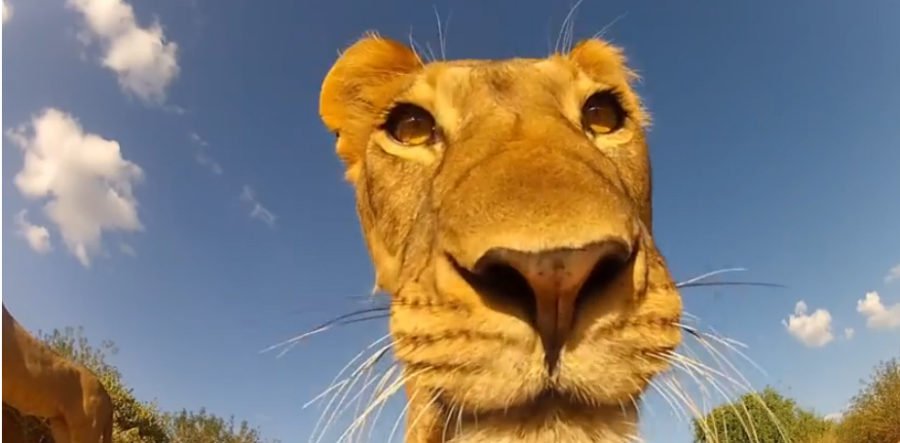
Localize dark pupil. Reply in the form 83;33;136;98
400;114;430;134
407;115;425;127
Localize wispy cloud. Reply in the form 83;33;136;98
783;300;834;348
119;242;137;257
857;291;900;330
67;0;179;104
843;327;854;340
189;132;223;175
2;0;12;23
8;108;144;267
240;185;276;228
15;210;53;254
885;263;900;284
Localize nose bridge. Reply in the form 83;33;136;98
438;145;635;269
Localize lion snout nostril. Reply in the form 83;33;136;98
455;239;633;373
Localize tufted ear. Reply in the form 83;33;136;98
319;34;422;181
319;33;422;133
568;38;638;85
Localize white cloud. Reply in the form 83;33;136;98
189;132;223;175
189;132;208;147
2;0;12;23
843;327;855;340
8;108;144;267
885;263;900;284
195;152;223;175
824;411;843;422
240;185;276;227
67;0;179;103
782;300;834;348
857;291;900;330
119;242;137;257
15;210;53;254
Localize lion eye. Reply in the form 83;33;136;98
384;104;437;146
581;91;625;135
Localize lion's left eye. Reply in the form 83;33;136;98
383;104;437;146
581;91;625;135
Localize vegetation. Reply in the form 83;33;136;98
693;353;900;443
2;326;278;443
167;408;268;443
836;356;900;443
691;386;833;442
7;324;897;442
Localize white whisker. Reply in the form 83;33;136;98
676;267;748;287
554;0;584;54
591;13;628;40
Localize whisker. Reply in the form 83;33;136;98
668;350;759;442
678;281;787;290
306;334;393;409
554;0;584;54
657;374;714;441
408;28;428;65
683;327;791;443
260;307;389;356
661;374;706;427
591;12;629;40
701;328;767;377
564;0;579;53
339;366;431;443
671;374;729;443
628;392;644;422
442;400;457;442
424;42;437;64
407;391;443;442
676;267;747;287
276;313;389;359
388;384;417;443
308;335;394;443
365;365;402;442
432;5;452;61
315;342;396;442
646;377;686;422
338;363;393;442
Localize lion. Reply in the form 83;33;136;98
318;33;682;442
3;406;27;442
2;304;114;443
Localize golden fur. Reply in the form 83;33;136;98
2;304;114;443
319;34;682;442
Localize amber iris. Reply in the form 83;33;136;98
582;91;625;135
384;104;437;145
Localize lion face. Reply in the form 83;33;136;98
319;35;682;442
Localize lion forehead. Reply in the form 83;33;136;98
396;57;602;138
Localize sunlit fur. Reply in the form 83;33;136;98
2;304;114;443
319;34;683;443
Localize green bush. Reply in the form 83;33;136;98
836;356;900;443
4;326;277;443
692;386;833;443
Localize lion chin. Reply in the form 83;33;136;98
319;31;683;443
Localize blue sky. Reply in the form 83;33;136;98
3;0;899;442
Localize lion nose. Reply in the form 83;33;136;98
468;239;633;373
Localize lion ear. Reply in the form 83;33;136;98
319;34;422;133
567;38;638;86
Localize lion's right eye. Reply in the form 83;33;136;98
383;104;437;146
581;91;625;135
